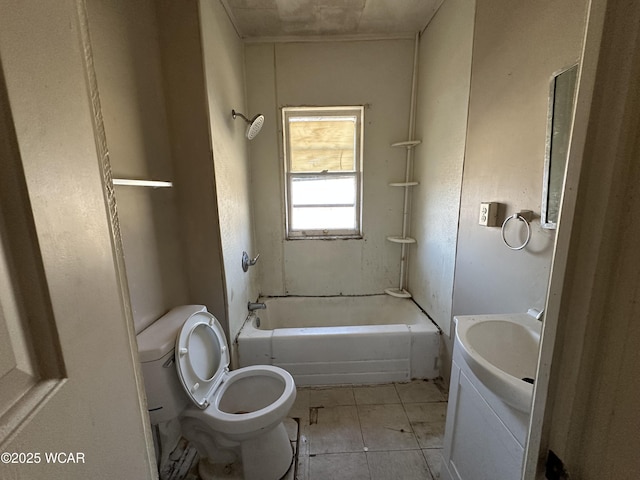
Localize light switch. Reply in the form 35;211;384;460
479;202;498;226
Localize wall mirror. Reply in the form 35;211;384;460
541;64;578;229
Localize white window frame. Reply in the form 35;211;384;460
282;106;364;240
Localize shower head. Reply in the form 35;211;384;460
232;109;265;140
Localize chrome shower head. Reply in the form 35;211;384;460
232;109;265;140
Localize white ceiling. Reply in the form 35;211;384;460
220;0;444;39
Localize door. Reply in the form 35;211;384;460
0;1;156;478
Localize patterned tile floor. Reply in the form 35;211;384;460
176;379;447;480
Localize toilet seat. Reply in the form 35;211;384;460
175;311;229;409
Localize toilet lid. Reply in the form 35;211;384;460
175;311;229;409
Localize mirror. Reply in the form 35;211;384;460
541;64;578;229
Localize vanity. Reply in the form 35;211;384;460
441;313;542;480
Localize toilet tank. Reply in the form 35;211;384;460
136;305;207;424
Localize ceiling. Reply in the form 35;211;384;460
220;0;444;39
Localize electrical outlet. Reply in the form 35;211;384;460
479;202;498;226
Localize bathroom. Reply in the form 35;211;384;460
1;0;638;479
99;0;574;382
94;0;578;477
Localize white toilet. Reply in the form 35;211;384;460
136;305;296;480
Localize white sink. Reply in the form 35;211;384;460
454;313;542;412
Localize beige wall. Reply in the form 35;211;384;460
453;0;587;320
246;39;415;296
199;0;259;343
87;0;234;338
407;0;587;381
156;0;227;329
438;0;588;380
88;0;259;345
409;0;475;337
87;0;189;333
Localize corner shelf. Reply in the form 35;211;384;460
384;288;413;298
385;139;421;300
387;236;416;244
389;181;419;187
391;140;421;149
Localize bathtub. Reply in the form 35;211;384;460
237;295;441;386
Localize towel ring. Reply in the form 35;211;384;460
501;213;531;250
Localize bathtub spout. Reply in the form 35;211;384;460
248;301;266;312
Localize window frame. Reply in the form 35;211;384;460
282;106;364;240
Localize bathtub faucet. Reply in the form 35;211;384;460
248;301;266;312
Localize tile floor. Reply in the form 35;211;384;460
292;380;447;480
174;379;447;480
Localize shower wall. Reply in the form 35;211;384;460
409;0;475;337
199;0;259;342
245;39;415;296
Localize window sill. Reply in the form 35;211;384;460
286;235;363;241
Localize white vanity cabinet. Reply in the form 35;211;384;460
441;316;534;480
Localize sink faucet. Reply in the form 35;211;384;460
248;301;266;312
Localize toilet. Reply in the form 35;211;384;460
136;305;296;480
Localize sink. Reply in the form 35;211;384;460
454;313;542;412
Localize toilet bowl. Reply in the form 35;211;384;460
136;305;296;480
204;365;296;439
181;366;295;479
180;366;296;480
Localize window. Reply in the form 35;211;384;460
282;106;363;239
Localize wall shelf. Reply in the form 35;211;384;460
391;140;421;149
384;288;412;298
387;236;416;244
389;181;419;187
113;179;173;188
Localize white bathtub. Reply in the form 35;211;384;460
237;295;441;386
